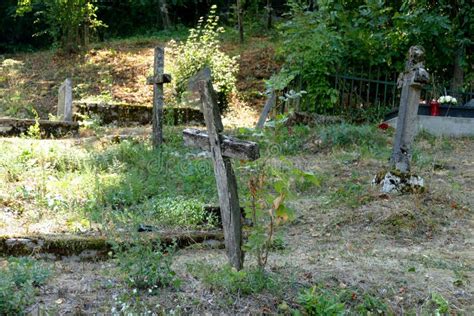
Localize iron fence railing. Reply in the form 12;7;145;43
330;69;474;114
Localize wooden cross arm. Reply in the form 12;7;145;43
147;73;172;85
183;128;260;161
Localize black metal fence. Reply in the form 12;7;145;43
330;68;474;114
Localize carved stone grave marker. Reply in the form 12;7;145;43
374;46;429;193
390;45;429;173
57;78;73;122
147;46;172;148
183;68;259;270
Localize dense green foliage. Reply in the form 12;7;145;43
168;5;238;108
0;257;51;314
137;197;218;228
16;0;105;52
296;285;389;315
0;0;233;52
114;239;179;290
2;1;471;114
274;0;473;111
187;263;281;295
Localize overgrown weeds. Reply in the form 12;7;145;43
319;123;388;150
168;5;238;110
296;285;389;315
0;257;52;314
113;238;180;291
0;133;219;234
187;263;282;296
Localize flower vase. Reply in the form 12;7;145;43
430;100;440;116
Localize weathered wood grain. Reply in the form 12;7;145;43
194;68;244;270
183;128;259;160
152;47;165;147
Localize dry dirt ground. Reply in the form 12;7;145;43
0;36;277;120
4;135;472;315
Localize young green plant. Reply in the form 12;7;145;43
244;160;319;269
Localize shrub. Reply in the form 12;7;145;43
297;287;346;316
0;257;51;314
143;197;218;228
296;285;388;315
187;263;279;295
168;5;238;109
16;0;105;52
319;123;387;149
274;1;343;111
114;239;179;291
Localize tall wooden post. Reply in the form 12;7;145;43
147;47;171;148
266;0;272;29
237;0;244;44
183;68;260;270
200;69;243;269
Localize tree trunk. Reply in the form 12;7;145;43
266;0;272;29
159;0;171;30
236;0;244;44
450;47;464;101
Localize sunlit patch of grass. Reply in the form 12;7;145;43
0;130;222;234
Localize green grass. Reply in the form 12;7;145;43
319;123;388;150
113;238;179;291
187;263;282;295
329;177;373;209
296;285;389;315
0;123;394;234
0;130;219;233
0;257;52;314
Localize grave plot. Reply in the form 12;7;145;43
73;47;205;128
384;106;474;137
0;117;78;137
0;78;79;138
0;134;227;255
383;49;474;138
2;120;472;314
1;41;473;315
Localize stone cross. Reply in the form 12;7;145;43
147;46;172;148
57;78;73;122
390;46;429;173
183;68;260;270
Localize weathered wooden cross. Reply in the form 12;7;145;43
390;45;429;173
57;78;73;122
183;68;259;270
147;46;172;148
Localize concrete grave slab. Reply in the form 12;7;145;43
385;115;474;137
